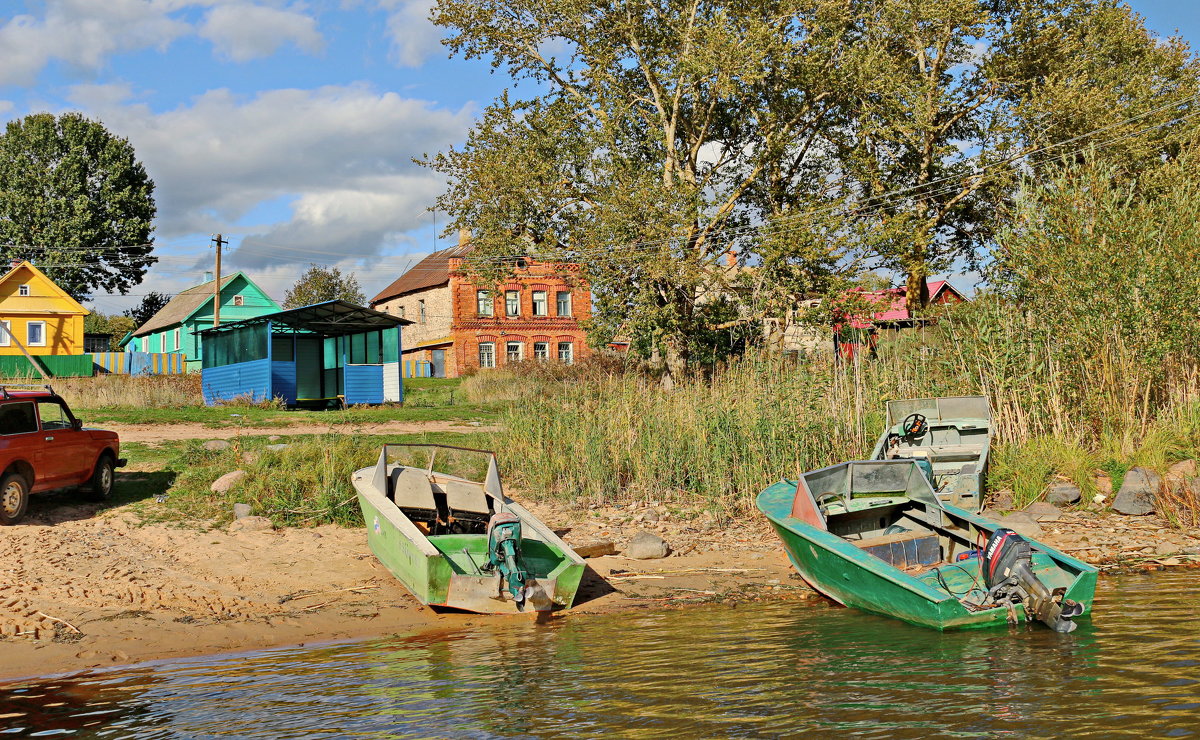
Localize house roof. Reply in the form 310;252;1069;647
370;244;474;306
843;280;964;328
197;299;412;337
130;273;242;337
0;260;89;316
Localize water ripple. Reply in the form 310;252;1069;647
2;572;1199;738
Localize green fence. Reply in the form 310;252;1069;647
0;354;95;378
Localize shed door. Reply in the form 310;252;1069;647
431;350;445;378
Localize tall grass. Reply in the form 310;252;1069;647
0;374;205;409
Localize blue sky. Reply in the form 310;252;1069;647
0;0;1194;312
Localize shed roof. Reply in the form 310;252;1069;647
369;244;473;306
131;273;242;337
198;300;412;337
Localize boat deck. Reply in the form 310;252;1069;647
427;534;569;578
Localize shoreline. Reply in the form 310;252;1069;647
1;494;1197;684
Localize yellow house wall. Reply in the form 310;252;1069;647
0;265;87;355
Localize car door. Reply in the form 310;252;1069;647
0;401;44;488
36;400;92;486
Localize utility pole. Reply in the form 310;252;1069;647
212;233;226;327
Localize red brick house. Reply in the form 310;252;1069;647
369;237;592;377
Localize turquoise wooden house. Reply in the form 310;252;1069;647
199;300;411;408
122;273;281;371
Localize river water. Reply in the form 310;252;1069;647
2;570;1198;738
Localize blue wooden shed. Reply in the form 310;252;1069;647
198;300;412;408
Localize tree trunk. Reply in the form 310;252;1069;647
905;266;929;317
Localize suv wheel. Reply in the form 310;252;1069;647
0;473;29;525
83;455;115;502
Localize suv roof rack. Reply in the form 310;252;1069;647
0;384;55;399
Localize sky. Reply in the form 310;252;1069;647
0;0;1196;313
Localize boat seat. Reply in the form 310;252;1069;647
854;529;940;569
889;444;982;463
444;479;492;518
389;467;437;511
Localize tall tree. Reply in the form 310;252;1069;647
0;112;157;299
124;291;171;328
427;0;863;376
283;264;365;308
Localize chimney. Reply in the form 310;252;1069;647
205;271;214;282
458;228;471;247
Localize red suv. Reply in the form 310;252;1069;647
0;386;125;525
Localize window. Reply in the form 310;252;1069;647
233;294;245;307
26;321;45;347
0;320;10;347
478;342;495;369
419;299;426;324
558;342;574;364
173;328;181;351
18;284;29;297
532;290;548;316
477;290;493;316
533;342;549;360
506;342;523;363
505;291;520;317
0;402;37;435
557;291;572;316
396;305;406;319
36;401;72;431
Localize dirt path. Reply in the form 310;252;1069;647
110;419;495;444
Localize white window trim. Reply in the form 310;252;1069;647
532;291;548;317
557;291;572;316
27;320;45;347
233;294;245;307
505;291;520;317
506;341;523;363
173;328;181;351
477;290;493;316
558;341;574;364
533;342;549;361
478;342;496;369
0;320;10;347
18;284;29;297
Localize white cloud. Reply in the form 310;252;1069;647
0;0;191;85
199;3;325;62
70;83;474;271
378;0;441;68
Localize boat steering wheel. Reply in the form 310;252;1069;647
901;412;928;439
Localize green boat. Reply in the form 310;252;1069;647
351;443;585;613
757;459;1097;631
870;396;993;512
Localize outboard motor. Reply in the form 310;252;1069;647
983;528;1084;633
485;512;528;608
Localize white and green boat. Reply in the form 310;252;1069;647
351;444;585;613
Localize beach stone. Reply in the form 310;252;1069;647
625;530;670;559
641;509;660;524
572;540;617;558
1025;501;1061;516
1167;459;1197;481
1113;467;1160;516
228;515;273;533
1046;482;1081;506
264;444;290;452
211;470;247;494
232;503;252;519
268;435;282;442
1156;541;1177;556
989;490;1014;511
1093;470;1113;497
995;512;1043;539
203;439;232;452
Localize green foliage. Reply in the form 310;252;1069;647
83;310;136;350
283;264;365;308
0;112;156;298
123;291;170;328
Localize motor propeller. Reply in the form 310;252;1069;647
982;528;1083;633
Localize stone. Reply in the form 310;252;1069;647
229;516;273;533
1167;459;1197;481
264;444;290;452
641;509;660;524
1156;541;1177;556
233;503;252;519
203;439;232;452
1046;482;1081;506
572;540;617;558
1113;467;1160;516
1024;501;1061;516
211;470;247;494
1093;470;1113;497
624;530;670;559
995;512;1043;539
268;435;282;442
989;489;1014;511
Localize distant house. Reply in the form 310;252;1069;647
369;233;592;378
122;272;281;371
855;280;967;330
0;260;89;355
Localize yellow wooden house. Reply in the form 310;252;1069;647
0;260;88;355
